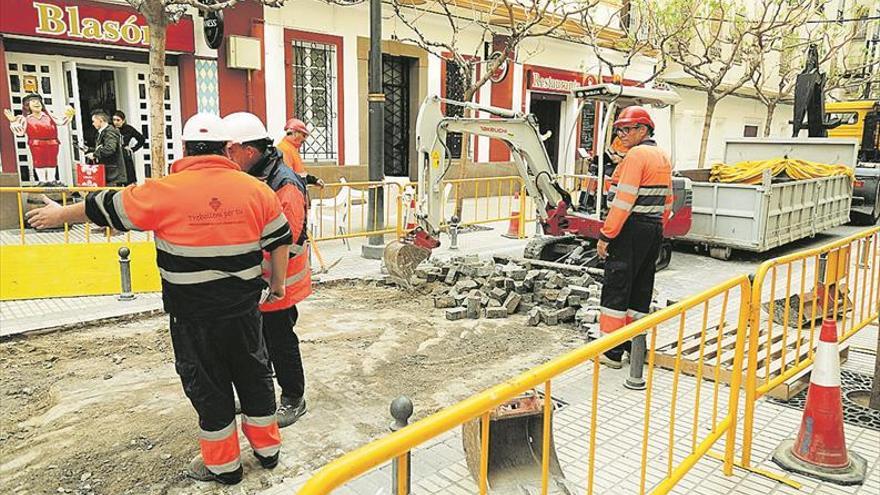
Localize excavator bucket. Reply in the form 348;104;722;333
384;240;431;286
461;391;571;495
764;249;854;328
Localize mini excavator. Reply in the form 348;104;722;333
384;83;694;284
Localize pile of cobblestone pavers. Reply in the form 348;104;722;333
412;254;605;335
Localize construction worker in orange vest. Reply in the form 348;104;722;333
26;113;292;485
224;112;311;428
596;106;673;368
276;118;324;188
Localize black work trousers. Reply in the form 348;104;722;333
170;308;277;432
601;216;662;361
262;305;305;400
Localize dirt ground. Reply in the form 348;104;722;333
0;281;583;495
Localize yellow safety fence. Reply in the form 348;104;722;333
741;226;880;467
0;186;161;300
300;275;751;494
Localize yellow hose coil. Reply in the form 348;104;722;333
709;158;854;184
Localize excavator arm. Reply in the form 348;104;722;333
415;96;570;236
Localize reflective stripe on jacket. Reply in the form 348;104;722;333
600;140;673;242
85;155;293;317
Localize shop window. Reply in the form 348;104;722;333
291;39;338;163
40;65;49;73
10;75;20;93
23;64;35;73
41;77;51;94
383;54;413;176
9;63;18;71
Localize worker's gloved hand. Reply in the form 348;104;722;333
25;195;63;229
267;281;285;303
597;239;609;259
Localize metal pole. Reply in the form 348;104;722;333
624;333;647;390
118;247;135;301
361;0;386;260
449;215;460;250
390;396;413;494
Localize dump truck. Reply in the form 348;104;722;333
676;138;856;260
825;100;880;224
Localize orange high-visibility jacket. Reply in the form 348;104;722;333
276;138;306;174
599;140;673;242
85;155;292;317
252;152;312;312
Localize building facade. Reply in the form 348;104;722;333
2;0;809;186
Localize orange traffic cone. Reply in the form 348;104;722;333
771;319;866;485
503;191;521;239
405;197;417;231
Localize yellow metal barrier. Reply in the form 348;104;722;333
308;181;405;243
390;176;528;240
0;186;153;245
299;275;751;494
740;226;880;467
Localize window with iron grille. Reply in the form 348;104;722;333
445;59;467;159
292;40;338;163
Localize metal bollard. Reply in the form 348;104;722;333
390;396;413;495
117;247;136;301
449;215;460;250
624;333;647;390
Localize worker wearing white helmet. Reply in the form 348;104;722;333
223;112;311;428
26;112;292;485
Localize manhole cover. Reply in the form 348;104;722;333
769;369;880;431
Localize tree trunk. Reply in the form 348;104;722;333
697;96;717;169
763;101;777;137
870;326;880;410
147;12;168;178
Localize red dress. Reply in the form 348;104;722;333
25;113;60;168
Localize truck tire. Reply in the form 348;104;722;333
709;246;732;261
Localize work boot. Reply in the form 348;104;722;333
254;451;280;470
277;396;307;428
599;353;623;369
187;455;242;485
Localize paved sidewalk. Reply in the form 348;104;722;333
272;324;879;495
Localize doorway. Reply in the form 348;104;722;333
529;94;563;172
383;54;413;177
76;68;118;148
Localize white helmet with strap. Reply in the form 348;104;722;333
182;112;229;142
223;112;270;144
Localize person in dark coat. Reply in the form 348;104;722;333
87;110;127;186
113;110;144;185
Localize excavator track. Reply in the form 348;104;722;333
523;235;601;268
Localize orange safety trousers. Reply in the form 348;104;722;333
199;417;281;474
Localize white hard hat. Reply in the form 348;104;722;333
223;112;270;144
182;113;229;142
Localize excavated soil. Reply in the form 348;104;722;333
0;281;583;494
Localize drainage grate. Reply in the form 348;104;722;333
769;369;880;431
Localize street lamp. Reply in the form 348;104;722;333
362;0;386;259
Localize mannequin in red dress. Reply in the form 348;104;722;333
4;94;74;184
